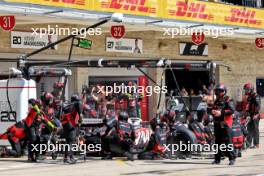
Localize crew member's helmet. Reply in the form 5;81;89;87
118;111;129;121
41;92;54;106
243;83;254;95
28;98;41;107
71;94;80;102
214;83;227;97
128;81;133;87
53;82;64;90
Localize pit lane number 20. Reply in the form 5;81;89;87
0;111;17;122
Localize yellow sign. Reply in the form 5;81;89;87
163;0;263;29
95;0;160;17
5;0;89;9
5;0;264;29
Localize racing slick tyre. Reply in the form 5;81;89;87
167;126;197;159
51;152;58;160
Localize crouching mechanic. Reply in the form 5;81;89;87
212;84;236;165
101;111;134;161
60;94;83;164
25;99;56;162
0;120;27;157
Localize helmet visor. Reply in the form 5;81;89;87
214;89;225;96
243;88;252;95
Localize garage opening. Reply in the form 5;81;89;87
166;70;210;96
164;60;219;115
165;61;215;96
87;68;150;121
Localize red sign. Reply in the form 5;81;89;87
111;25;125;39
0;16;16;31
255;38;264;49
192;32;205;45
138;76;148;121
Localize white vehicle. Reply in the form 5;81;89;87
0;78;36;146
0;67;71;146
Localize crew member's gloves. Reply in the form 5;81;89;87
78;114;83;127
212;110;221;117
52;127;58;134
246;116;251;123
253;114;259;120
126;138;134;144
125;93;132;98
77;121;82;127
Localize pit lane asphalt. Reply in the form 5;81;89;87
0;121;264;176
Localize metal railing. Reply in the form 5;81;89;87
205;0;263;8
242;0;262;7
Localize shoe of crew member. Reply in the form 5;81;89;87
101;154;113;160
229;159;235;166
63;156;77;164
124;152;134;161
211;160;220;165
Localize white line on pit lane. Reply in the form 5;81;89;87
0;163;36;170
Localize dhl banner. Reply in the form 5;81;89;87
164;0;263;29
4;0;90;10
98;0;160;17
4;0;264;29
